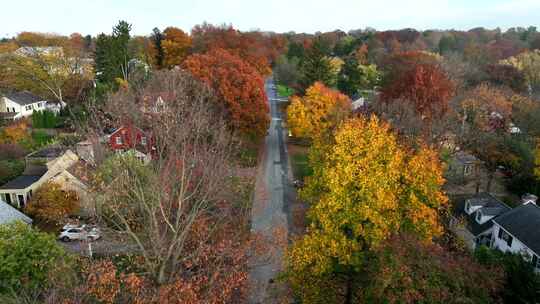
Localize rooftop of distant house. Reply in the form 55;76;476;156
2;91;44;106
26;145;67;159
0;174;43;190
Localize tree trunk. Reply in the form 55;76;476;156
486;172;494;193
345;274;353;304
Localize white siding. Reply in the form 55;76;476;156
1;97;48;119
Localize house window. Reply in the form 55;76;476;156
141;136;147;146
464;164;473;176
498;228;513;247
476;211;482;223
115;136;123;145
533;255;539;269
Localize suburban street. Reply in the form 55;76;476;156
248;78;291;303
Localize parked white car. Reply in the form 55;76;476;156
58;225;101;242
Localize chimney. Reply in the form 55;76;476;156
522;193;538;205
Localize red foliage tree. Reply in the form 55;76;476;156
183;48;270;139
381;63;455;119
190;23;284;76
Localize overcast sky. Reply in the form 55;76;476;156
2;0;539;37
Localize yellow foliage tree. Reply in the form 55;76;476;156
500;50;540;90
25;182;79;224
286;82;351;140
162;27;192;68
286;115;448;303
0;121;29;144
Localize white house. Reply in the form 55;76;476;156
0;91;50;120
491;195;540;271
450;193;511;250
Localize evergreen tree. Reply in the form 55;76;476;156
300;38;335;91
94;20;132;85
151;27;165;68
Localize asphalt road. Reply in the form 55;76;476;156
248;78;291;303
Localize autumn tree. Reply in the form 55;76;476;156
501;50;540;92
361;234;503;303
0;46;92;104
286;116;448;303
25;182;79;224
484;63;527;92
162;27;192;68
458;84;516;192
91;70;248;292
191;23;277;76
381;62;454;120
183;48;269;140
286;82;351;140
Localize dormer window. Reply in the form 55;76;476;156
476;211;481;222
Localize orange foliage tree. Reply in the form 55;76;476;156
183;48;270;139
0;120;30;144
26;182;80;223
287;82;351;140
191;23;284;76
162;27;192;68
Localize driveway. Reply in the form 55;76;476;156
248;78;292;303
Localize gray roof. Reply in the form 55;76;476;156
27;145;66;159
494;203;540;255
3;91;43;106
0;199;32;225
454;151;478;164
467;192;503;207
0;175;42;190
452;193;511;236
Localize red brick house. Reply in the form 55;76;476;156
108;125;155;162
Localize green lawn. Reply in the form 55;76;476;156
291;152;312;181
277;84;295;98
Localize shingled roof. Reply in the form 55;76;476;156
493;203;540;255
3;91;43;106
452;193;511;236
0;199;32;225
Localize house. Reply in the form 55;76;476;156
50;160;94;217
0;199;32;225
491;195;540;271
140;92;176;114
14;46;63;57
447;151;480;183
0;171;46;208
0;91;49;120
0;146;79;209
108;125;154;163
450;193;511;250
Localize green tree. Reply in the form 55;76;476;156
151;27;165;68
94;20;132;85
337;56;381;97
476;246;540;304
0;222;73;294
300;38;335;91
